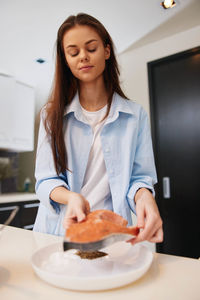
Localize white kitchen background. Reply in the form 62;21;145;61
0;0;200;250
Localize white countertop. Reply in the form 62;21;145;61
0;225;199;300
0;193;37;204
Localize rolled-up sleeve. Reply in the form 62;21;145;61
127;108;157;213
35;110;69;213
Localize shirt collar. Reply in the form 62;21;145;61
63;92;86;123
63;92;135;123
110;92;135;115
64;92;80;115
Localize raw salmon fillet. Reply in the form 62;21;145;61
65;209;139;242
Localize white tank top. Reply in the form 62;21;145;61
80;104;111;210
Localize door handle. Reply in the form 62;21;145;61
163;177;171;198
23;203;39;209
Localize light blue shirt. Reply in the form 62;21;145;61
33;93;157;236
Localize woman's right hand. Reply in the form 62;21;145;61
63;192;90;229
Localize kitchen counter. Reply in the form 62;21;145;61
0;226;200;300
0;192;37;204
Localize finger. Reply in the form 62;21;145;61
128;225;163;246
128;231;145;245
140;220;162;243
65;206;76;218
134;218;157;243
126;237;136;244
85;201;90;214
148;227;164;243
76;209;86;222
136;207;145;229
63;217;76;229
139;208;163;239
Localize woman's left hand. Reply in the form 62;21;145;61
129;188;163;245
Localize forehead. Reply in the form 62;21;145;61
63;25;102;46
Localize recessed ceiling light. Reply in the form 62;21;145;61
36;58;45;64
161;0;176;9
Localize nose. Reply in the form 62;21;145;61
79;49;89;62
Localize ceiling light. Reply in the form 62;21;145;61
161;0;176;9
36;58;45;64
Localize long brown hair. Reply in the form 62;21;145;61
44;13;127;175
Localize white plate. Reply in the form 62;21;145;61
31;241;153;291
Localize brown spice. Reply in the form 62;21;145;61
75;250;108;260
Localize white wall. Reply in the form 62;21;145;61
119;25;200;117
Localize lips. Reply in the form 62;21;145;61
79;65;93;71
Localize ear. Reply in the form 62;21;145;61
105;44;111;60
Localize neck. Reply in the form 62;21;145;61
78;78;108;111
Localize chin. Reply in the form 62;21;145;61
78;74;104;84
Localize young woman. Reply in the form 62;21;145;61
34;13;163;245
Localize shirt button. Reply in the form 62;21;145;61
109;169;114;175
105;148;110;153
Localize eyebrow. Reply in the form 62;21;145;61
66;39;98;49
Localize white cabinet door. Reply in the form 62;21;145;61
0;73;35;151
12;81;35;151
0;74;16;148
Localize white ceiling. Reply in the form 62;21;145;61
0;0;199;86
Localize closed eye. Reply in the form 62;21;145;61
88;49;96;53
68;48;96;57
70;52;78;57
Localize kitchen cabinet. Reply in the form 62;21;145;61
0;196;39;230
20;201;39;229
0;73;35;151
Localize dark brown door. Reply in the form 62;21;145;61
148;47;200;258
